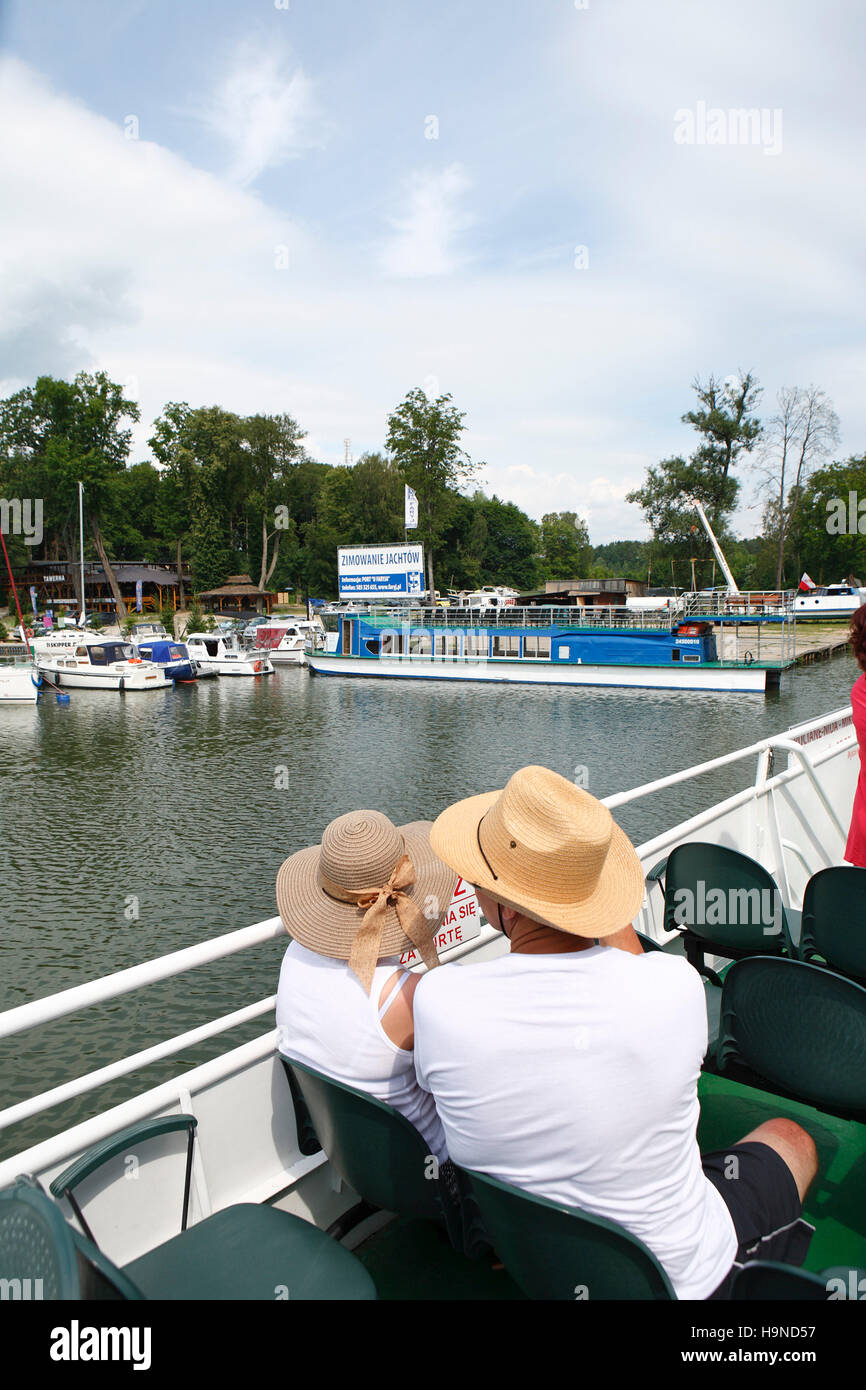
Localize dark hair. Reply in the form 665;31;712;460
851;605;866;671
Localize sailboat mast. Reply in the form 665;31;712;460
78;480;86;625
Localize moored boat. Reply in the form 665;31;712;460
134;637;198;683
0;660;41;704
307;605;790;693
36;637;171;691
794;582;866;619
185;631;274;676
254;619;325;666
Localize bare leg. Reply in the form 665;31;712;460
736;1118;818;1204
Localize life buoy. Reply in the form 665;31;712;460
25;627;33;639
254;660;262;672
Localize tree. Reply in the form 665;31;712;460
239;413;306;591
386;388;479;596
0;372;139;617
539;512;592;581
790;457;866;585
627;372;763;582
755;386;840;587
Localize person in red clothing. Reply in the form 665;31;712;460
845;605;866;866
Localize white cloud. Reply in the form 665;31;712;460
194;39;318;186
380;164;473;277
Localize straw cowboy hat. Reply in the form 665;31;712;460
430;766;645;938
276;811;458;993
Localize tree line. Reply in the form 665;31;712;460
0;369;863;614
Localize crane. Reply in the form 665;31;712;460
686;498;740;596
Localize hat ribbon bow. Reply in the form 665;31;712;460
321;854;439;993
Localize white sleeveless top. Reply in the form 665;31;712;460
275;939;447;1160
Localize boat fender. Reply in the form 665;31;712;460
119;676;126;693
744;651;754;665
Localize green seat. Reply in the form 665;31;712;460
8;1114;376;1301
282;1057;487;1256
716;956;866;1121
800;867;866;983
732;1260;834;1300
658;843;797;985
457;1166;675;1300
124;1201;374;1300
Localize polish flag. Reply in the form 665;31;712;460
799;572;816;592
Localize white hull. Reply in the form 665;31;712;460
306;653;769;692
0;666;39;703
36;660;170;691
268;648;307;666
194;656;275;676
794;595;865;617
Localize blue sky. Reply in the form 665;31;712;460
2;0;865;543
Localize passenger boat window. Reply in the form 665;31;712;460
465;633;488;657
364;639;381;655
88;647;107;664
444;633;458;657
524;635;551;658
409;633;432;655
492;635;521;657
75;646;88;658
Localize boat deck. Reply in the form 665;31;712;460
349;1070;866;1298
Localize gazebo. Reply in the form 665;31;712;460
197;574;275;615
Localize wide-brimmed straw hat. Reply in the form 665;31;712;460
430;766;644;939
276;811;458;993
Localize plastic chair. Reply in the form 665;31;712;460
716;956;866;1120
652;843;797;985
733;1260;866;1300
281;1056;484;1255
3;1115;377;1301
458;1166;675;1301
800;866;866;983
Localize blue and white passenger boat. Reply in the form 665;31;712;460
307;603;793;694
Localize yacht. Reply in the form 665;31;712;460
794;583;866;619
254;619;326;666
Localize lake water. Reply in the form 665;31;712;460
0;652;860;1158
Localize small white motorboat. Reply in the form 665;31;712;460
36;637;171;691
794;582;866;619
254;619;325;666
0;661;41;703
185;632;274;676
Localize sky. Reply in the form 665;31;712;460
1;0;864;543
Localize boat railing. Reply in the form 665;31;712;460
349;605;680;632
683;590;796;617
0;706;854;1170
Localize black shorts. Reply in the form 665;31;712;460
701;1140;815;1300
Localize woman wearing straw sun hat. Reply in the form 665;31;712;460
275;809;457;1159
413;765;817;1300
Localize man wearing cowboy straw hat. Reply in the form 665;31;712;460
275;809;458;1161
413;766;818;1300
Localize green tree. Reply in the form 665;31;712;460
539;512;593;582
386;388;479;596
627;372;763;584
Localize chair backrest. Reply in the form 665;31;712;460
664;842;793;956
460;1166;675;1300
0;1176;142;1300
732;1260;831;1300
717;956;866;1119
282;1057;442;1221
801;867;866;983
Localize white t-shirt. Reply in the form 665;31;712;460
276;939;447;1160
413;946;737;1299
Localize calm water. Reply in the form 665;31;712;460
0;654;859;1157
